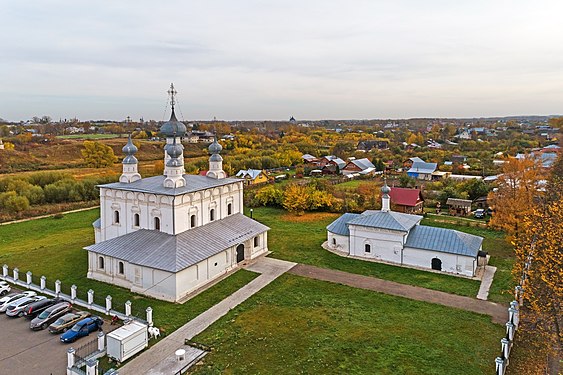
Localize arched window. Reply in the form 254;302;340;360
365;244;371;253
154;217;161;231
114;211;120;224
118;261;124;275
254;236;259;247
98;256;105;269
227;203;232;215
134;213;140;227
190;214;196;228
332;238;336;246
210;209;215;221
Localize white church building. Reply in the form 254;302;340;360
327;182;484;277
85;85;269;302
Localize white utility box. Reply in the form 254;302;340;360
106;321;149;362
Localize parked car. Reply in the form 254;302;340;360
0;291;37;312
49;311;91;334
0;281;11;296
30;302;73;330
474;209;485;219
5;296;46;317
60;317;104;343
24;297;65;320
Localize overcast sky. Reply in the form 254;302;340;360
1;0;562;121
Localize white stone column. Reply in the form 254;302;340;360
105;295;112;314
506;322;515;341
26;271;32;286
508;306;519;328
97;331;105;351
67;347;75;374
501;338;511;360
125;300;132;317
40;276;46;290
146;307;153;326
2;264;8;278
495;357;505;375
55;280;61;296
85;359;98;375
88;289;94;306
70;285;77;302
13;268;19;282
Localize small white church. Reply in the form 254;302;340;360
327;182;484;277
85;85;269;302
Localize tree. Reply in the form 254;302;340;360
463;179;490;200
81;141;118;168
255;185;283;207
488;156;544;241
0;191;29;213
282;184;309;215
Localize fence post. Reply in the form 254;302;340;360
97;331;105;351
105;295;112;314
85;359;98;375
501;337;511;360
87;289;94;306
508;305;519;328
67;347;75;375
506;321;515;341
2;264;7;278
40;276;46;290
26;271;32;286
146;307;153;326
125;300;132;317
13;268;19;282
495;356;505;375
70;285;77;302
55;280;61;296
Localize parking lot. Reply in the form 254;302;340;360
0;310;68;374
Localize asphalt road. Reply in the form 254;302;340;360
0;311;68;375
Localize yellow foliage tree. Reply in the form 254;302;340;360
282;184;309;215
81;141;118;168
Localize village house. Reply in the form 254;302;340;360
341;158;376;176
301;154;319;164
446;198;473;216
388;187;424;214
326;183;484;277
407;160;437;180
235;169;269;185
318;155;346;170
357;140;389;152
84;86;269;302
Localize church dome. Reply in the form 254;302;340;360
167;138;183;159
208;138;222;154
210;153;223;162
381;182;391;195
160;109;187;137
122;135;138;164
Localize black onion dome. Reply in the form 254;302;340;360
160;109;187;137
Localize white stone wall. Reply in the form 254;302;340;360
327;232;350;253
403;247;477;277
348;225;405;263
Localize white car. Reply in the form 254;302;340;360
5;296;46;317
0;281;11;296
0;291;37;312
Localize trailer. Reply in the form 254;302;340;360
106;321;148;362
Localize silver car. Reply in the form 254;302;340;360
5;296;46;317
0;291;37;312
0;281;11;296
30;302;72;330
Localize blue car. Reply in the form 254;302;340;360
60;317;103;343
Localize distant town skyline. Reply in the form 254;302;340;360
1;1;562;122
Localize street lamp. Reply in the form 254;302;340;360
250;208;253;219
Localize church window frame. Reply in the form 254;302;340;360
254;236;260;247
118;261;124;275
332;238;337;246
190;214;196;228
154;217;161;231
227;203;232;215
365;244;371;253
98;256;105;270
133;213;140;227
210;208;215;222
113;210;120;224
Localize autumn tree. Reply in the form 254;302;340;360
488;156;544;241
81;141;118;168
283;184;309;215
255;185;283;207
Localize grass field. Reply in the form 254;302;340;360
251;207;482;298
192;274;504;375
56;134;122;139
0;209;258;334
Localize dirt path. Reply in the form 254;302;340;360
289;264;507;324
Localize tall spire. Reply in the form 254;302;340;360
168;82;177;112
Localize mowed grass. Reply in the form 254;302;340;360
250;207;481;297
192;274;504;375
56;134;122;139
0;209;258;334
421;215;515;304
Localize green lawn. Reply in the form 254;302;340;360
0;209;258;334
56;134;122;139
192;274;504;375
421;215;515;304
250;207;481;298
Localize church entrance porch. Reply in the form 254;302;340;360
431;257;442;271
236;244;245;263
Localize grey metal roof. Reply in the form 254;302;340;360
92;218;101;229
348;210;422;232
446;198;472;207
326;213;361;236
351;158;375;171
99;174;240;196
405;225;482;257
84;214;269;273
408;161;437;174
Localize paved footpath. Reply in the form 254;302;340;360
289;264;507;324
477;265;497;300
118;257;296;375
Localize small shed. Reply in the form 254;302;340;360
107;321;149;363
446;198;473;216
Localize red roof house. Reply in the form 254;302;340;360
388;187;424;214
